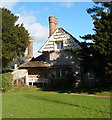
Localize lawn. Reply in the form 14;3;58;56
2;87;111;118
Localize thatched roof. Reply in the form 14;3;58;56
19;61;50;68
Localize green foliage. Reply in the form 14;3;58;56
1;8;29;69
82;2;112;70
49;72;75;89
73;42;97;73
2;72;12;92
80;2;112;85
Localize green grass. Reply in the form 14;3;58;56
4;86;44;94
95;91;111;96
4;86;112;96
42;86;112;96
2;87;111;118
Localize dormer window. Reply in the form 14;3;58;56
56;41;63;49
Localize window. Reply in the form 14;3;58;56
62;69;67;77
88;72;94;79
56;70;61;77
56;42;63;49
56;69;67;77
57;42;60;49
61;42;63;49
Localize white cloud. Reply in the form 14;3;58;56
16;14;37;24
16;14;48;41
26;22;48;41
59;2;74;8
0;0;19;10
15;6;39;16
16;13;48;57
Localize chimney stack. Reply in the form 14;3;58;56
26;36;34;60
49;16;57;37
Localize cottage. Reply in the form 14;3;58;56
14;16;82;87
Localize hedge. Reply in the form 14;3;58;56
1;72;12;92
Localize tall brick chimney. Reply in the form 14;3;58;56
26;36;34;60
49;16;57;37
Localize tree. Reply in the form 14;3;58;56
1;8;29;69
80;2;112;85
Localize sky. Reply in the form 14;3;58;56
1;1;95;57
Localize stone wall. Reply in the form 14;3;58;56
11;69;28;86
49;50;80;66
45;50;81;87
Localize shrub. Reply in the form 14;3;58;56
50;76;63;89
1;72;12;92
49;72;76;89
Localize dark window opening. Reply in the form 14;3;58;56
29;82;32;85
56;42;63;49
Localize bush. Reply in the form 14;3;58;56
50;76;63;89
1;72;12;92
49;72;76;89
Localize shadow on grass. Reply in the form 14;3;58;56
40;86;112;95
24;93;111;114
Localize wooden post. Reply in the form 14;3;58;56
32;82;33;86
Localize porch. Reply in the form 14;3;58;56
28;78;49;86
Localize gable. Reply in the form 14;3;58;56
39;27;81;52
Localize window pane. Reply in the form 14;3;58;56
62;69;66;77
56;69;60;77
88;72;94;79
57;42;60;49
61;42;63;49
56;42;63;49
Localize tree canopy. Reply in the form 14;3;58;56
82;2;112;69
1;8;29;69
79;2;112;85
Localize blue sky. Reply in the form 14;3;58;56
1;1;95;57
